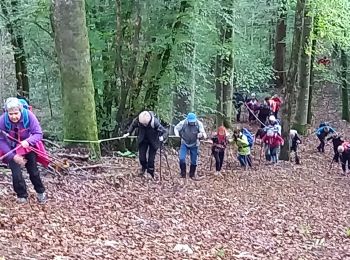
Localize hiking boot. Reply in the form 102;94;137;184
17;197;28;204
37;193;47;204
139;168;146;177
180;162;186;178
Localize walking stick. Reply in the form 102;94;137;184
159;142;163;182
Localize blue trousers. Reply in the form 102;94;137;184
179;144;198;165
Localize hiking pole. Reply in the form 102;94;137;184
0;145;24;161
159;142;163;182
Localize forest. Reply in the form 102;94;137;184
0;0;350;259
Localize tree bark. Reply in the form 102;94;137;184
341;48;349;121
0;0;29;97
53;0;100;157
273;0;287;89
280;0;307;161
294;4;313;134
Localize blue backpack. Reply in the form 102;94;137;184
242;128;254;147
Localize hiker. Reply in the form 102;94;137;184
327;133;344;163
211;126;229;175
337;143;350;175
316;122;335;152
290;129;302;164
265;115;281;135
123;111;166;179
174;113;207;179
232;128;252;168
246;93;259;123
0;97;46;204
261;129;284;164
233;92;245;122
257;98;271;128
270;95;282;118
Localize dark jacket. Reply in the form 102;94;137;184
291;134;302;152
127;112;166;149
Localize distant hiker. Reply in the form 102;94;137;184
232;128;252;168
123;110;166;179
290;129;302;164
337;143;350;175
211;126;229;176
261;129;284;164
316;122;335;153
233;92;245;122
0;97;47;204
269;95;282;118
246;93;259;123
317;56;331;66
174;113;207;179
327;133;344;163
257;98;271;128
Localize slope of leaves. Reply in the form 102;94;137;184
0;84;350;259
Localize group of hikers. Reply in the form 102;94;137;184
0;93;348;204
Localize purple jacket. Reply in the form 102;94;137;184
0;110;43;162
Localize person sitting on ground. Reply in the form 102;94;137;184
0;97;47;204
211;126;229;176
316;123;335;153
337;143;350;176
261;129;284;164
290;129;302;164
246;93;259;123
123;110;167;179
232;128;252;168
174;113;207;180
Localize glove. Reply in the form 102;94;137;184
122;133;130;138
159;136;164;142
13;154;27;167
197;133;203;139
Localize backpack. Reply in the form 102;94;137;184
242;128;254;147
180;120;199;135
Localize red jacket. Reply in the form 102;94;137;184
262;134;284;148
270;97;282;112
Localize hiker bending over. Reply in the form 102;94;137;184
337;143;350;175
326;133;344;163
316;123;335;153
0;98;46;204
174;113;207;179
123;111;166;179
232;128;252;168
211;126;229;176
261;129;284;164
290;129;301;164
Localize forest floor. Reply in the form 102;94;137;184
1;84;350;260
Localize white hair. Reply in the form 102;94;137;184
5;97;22;111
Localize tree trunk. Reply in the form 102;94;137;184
280;0;307;161
0;0;29;97
273;0;287;88
115;0;141;125
307;40;316;124
341;48;349;121
53;0;100;157
294;5;313;134
216;4;234;128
